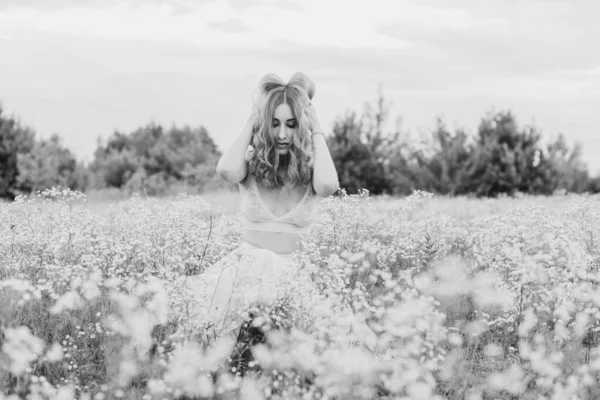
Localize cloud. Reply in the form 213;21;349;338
0;0;211;12
0;2;266;47
0;0;407;49
0;0;102;10
379;26;599;79
206;18;253;33
376;1;600;77
244;40;487;94
227;0;302;12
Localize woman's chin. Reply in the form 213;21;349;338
276;147;290;155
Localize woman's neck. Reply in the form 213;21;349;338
276;156;289;176
278;153;290;167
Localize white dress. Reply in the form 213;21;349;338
171;175;377;350
176;242;318;335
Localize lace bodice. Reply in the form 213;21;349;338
239;174;318;234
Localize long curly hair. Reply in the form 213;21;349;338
247;73;315;188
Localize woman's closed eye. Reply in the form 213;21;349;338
272;119;297;129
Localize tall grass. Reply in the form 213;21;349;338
1;187;600;399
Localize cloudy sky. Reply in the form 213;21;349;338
1;0;599;170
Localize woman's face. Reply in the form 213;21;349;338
271;103;297;155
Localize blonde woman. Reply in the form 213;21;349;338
179;73;375;370
218;72;339;255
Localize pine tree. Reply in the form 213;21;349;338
462;111;553;196
413;118;472;195
0;106;35;200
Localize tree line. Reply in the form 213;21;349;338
328;93;598;196
1;95;598;201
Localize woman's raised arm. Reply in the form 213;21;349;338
305;105;339;197
310;125;339;197
291;73;338;197
216;118;254;184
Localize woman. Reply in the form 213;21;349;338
218;71;339;255
176;73;375;356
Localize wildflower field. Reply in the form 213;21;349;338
2;187;600;400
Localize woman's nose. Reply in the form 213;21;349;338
278;126;288;140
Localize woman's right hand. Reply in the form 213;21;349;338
246;101;260;128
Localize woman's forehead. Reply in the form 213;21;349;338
273;103;294;119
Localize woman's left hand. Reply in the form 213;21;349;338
304;102;322;132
